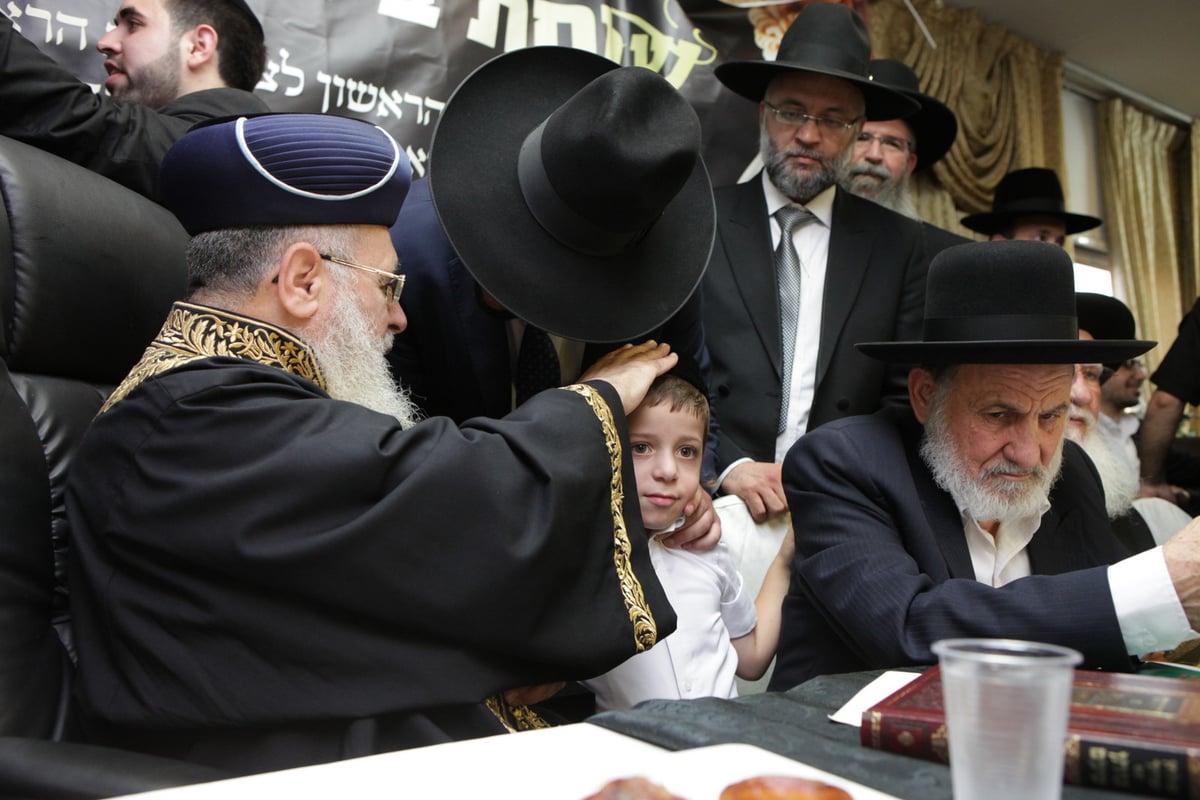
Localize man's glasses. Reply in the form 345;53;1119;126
320;253;406;305
763;102;861;135
855;132;914;155
1118;358;1146;372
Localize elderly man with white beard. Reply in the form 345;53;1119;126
768;240;1200;690
65;113;687;774
1066;299;1193;550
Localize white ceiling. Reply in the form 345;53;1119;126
937;0;1200;123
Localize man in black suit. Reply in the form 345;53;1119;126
703;3;930;521
769;241;1200;689
840;58;970;257
389;46;720;549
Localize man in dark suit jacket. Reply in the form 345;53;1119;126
704;3;929;520
769;241;1200;689
389;48;721;547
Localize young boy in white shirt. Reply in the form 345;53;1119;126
585;362;794;711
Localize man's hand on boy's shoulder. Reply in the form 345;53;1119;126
658;486;720;551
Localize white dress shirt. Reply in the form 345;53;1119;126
960;506;1196;656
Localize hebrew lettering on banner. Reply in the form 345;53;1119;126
7;0;767;185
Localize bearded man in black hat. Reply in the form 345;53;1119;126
387;47;721;548
1065;294;1191;552
0;0;268;199
66;112;680;774
702;2;931;522
962;166;1102;246
840;58;969;256
768;240;1200;689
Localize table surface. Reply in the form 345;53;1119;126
108;670;1156;800
108;722;908;799
589;669;1148;800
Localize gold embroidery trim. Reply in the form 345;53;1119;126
101;303;325;414
563;383;658;652
484;695;552;733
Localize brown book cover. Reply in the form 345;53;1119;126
861;666;1200;799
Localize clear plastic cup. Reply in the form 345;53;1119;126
931;638;1082;800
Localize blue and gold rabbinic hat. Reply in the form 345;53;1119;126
159;113;412;235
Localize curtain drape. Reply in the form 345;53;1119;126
867;0;1065;238
1097;98;1188;372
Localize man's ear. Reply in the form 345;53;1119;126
906;153;918;176
909;367;935;424
181;24;218;71
274;244;326;322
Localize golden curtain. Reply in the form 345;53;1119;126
1097;98;1188;372
866;0;1065;237
1187;120;1200;305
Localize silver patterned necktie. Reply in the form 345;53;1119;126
774;205;816;434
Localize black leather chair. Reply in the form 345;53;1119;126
0;135;229;797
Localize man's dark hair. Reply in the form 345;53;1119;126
167;0;267;92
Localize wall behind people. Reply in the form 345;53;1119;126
1098;98;1194;371
22;0;1192;275
4;0;1073;195
13;0;865;187
866;0;1066;232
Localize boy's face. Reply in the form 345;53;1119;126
628;402;705;532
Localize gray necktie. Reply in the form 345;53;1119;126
774;205;816;434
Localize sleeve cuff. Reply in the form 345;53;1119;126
1108;546;1199;656
716;457;752;492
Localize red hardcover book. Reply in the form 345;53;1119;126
861;666;1200;799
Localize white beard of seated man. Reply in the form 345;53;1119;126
1065;404;1139;519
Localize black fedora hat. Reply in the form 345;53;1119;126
867;59;957;169
857;240;1154;364
714;3;918;120
1076;292;1137;342
429;47;714;344
961;167;1102;235
1076;292;1141;374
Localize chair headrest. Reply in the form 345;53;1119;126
0;136;188;385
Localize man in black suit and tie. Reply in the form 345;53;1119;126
388;46;721;549
703;3;930;521
769;241;1200;689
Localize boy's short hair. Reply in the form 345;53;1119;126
642;373;710;430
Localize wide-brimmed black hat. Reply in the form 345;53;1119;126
1076;293;1137;342
857;241;1154;364
961;167;1102;235
429;47;714;343
1076;292;1141;374
714;3;918;120
867;59;957;169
